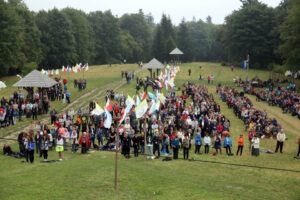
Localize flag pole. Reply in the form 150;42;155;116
114;129;119;189
246;54;249;82
144;119;147;161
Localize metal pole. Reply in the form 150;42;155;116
144;119;147;161
114;129;119;190
246;54;249;82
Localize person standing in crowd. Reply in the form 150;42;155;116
297;138;300;157
40;132;49;161
172;135;180;159
27;136;35;163
18;131;25;155
132;133;139;157
96;126;103;147
251;135;260;157
79;132;90;154
195;132;202;154
56;135;64;161
214;133;222;155
248;128;256;150
182;134;190;160
223;134;232;155
139;132;145;154
152;131;160;158
71;129;78;153
35;131;41;157
275;129;286;153
147;134;153;159
236;134;244;156
211;75;214;84
122;132;130;158
204;133;210;154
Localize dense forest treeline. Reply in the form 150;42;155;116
0;0;299;77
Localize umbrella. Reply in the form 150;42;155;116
0;81;7;89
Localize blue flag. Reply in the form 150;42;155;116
242;60;247;69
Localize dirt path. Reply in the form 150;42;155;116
246;95;300;137
0;69;144;145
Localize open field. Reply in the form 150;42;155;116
0;62;300;200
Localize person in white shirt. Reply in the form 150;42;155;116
251;136;260;156
275;129;286;153
56;135;64;161
204;133;211;154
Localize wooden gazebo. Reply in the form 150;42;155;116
13;70;58;99
143;58;164;79
169;47;184;64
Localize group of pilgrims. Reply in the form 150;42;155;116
2;67;300;163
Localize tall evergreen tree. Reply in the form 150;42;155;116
0;0;22;76
177;20;192;62
279;0;300;71
224;0;276;68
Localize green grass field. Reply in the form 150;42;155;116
0;62;299;200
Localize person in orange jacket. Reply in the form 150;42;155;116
236;134;244;156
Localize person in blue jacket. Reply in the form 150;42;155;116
223;134;233;155
27;136;35;163
195;132;202;154
172;135;180;159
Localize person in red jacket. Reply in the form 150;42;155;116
217;122;223;135
297;138;300;157
79;132;90;153
248;128;256;150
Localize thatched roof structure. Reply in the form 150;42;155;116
144;58;164;69
169;48;184;55
13;70;58;88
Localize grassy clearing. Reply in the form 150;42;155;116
0;62;299;200
0;64;140;138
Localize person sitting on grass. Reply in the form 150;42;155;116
3;144;13;156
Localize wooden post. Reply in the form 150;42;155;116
144;119;147;161
114;129;119;190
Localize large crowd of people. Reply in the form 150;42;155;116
254;87;300;119
2;71;300;163
217;86;283;139
233;77;299;119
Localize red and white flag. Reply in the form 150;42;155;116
105;98;113;112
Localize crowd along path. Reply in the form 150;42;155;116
0;68;145;146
